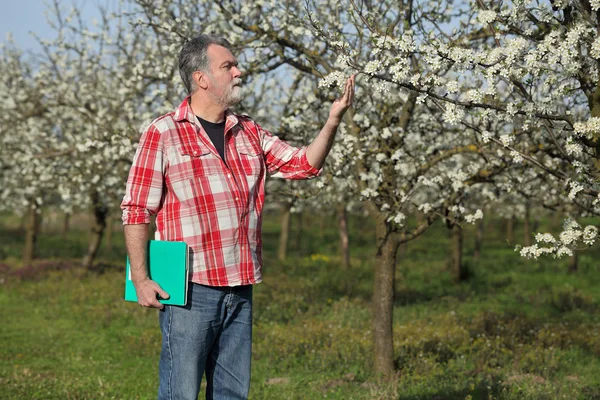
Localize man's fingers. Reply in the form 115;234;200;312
135;280;168;309
143;296;164;309
344;74;355;103
152;300;165;310
158;288;170;300
345;77;352;99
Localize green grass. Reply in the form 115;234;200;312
1;211;600;399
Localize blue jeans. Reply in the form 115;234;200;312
158;283;253;400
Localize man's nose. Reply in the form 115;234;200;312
232;66;242;78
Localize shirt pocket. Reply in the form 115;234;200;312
180;143;222;176
237;146;263;177
168;143;217;204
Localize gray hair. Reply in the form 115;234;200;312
178;34;232;94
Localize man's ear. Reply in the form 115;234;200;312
193;71;209;90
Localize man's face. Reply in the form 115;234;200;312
204;44;243;107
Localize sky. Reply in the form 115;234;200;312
1;0;118;53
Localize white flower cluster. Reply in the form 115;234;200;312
510;150;523;163
466;89;483;103
360;188;379;198
449;204;465;214
319;71;348;90
446;80;459;94
517;219;599;259
448;170;469;192
568;181;584;200
442;103;465;125
418;202;432;214
481;131;493;143
591;36;600;59
477;10;497;25
565;137;583;156
389;59;411;83
464;209;484;224
499;134;514;147
573;117;600;139
364;60;382;75
387;212;406;226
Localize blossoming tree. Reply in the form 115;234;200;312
127;0;527;377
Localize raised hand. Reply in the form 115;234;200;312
328;74;356;124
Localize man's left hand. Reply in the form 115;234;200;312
328;74;356;124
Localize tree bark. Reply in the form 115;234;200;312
568;252;578;273
398;241;407;260
449;224;466;282
295;212;303;254
473;218;484;263
532;217;540;234
506;217;515;244
337;204;350;269
278;205;292;261
82;193;108;269
524;204;532;247
373;216;400;378
62;212;71;239
318;214;326;240
23;201;42;266
105;214;114;253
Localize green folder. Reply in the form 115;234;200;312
124;240;189;306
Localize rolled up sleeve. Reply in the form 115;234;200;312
121;125;166;225
259;124;322;180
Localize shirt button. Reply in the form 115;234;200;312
193;151;198;155
235;197;239;201
227;173;232;178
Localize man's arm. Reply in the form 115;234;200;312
124;224;168;309
306;75;356;169
121;123;169;309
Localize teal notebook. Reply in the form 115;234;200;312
124;240;189;306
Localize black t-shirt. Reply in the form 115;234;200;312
197;116;226;162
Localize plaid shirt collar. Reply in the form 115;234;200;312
174;96;240;132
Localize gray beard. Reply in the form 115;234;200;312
208;77;243;107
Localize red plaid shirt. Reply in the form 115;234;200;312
121;98;321;286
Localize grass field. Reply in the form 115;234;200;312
1;211;600;399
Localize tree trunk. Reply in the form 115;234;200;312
82;194;108;269
524;205;532;247
398;241;407;260
416;211;425;226
278;206;292;261
105;214;114;253
506;217;515;244
473;218;484;263
23;201;42;266
295;212;303;254
337;204;350;269
568;252;578;273
373;217;400;378
62;212;71;239
449;224;466;282
319;214;326;240
532;217;540;234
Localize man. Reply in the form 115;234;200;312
121;34;355;400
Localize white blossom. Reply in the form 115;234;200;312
477;10;497;25
464;209;483;224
